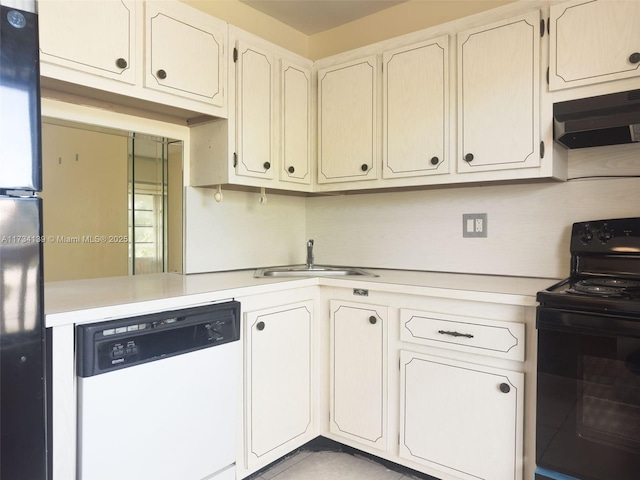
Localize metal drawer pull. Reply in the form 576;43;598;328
438;330;474;339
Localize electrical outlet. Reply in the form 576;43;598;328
463;213;488;237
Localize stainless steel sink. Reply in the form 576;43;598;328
254;265;377;278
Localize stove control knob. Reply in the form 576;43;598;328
580;227;593;243
598;225;613;243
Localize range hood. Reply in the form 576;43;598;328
554;89;640;149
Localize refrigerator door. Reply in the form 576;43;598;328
0;4;42;191
0;196;46;479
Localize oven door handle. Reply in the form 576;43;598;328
537;307;640;337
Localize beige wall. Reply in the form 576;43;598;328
41;123;129;281
306;144;640;279
182;0;515;60
182;0;309;56
307;0;515;59
184;187;307;273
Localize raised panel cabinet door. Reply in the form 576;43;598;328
318;56;378;183
236;40;275;180
330;301;387;450
549;0;640;90
245;302;313;468
281;60;311;185
145;2;226;106
457;10;540;173
38;0;136;84
383;36;449;179
400;351;524;480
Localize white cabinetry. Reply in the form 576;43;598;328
190;28;313;192
39;0;137;85
144;1;226;107
235;40;276;180
400;351;524;480
281;60;312;185
329;300;387;450
398;307;526;480
400;309;525;361
313;5;563;192
243;300;314;471
38;0;227;118
318;56;378;185
457;10;541;174
549;0;640;90
382;37;450;179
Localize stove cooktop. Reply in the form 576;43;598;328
567;277;640;298
538;217;640;317
537;276;640;316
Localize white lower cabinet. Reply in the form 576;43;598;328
329;300;387;450
399;350;524;480
243;300;314;470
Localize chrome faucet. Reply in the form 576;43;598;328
306;239;314;269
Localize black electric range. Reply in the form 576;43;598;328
535;217;640;480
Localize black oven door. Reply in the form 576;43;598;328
536;308;640;480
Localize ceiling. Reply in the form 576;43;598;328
238;0;409;35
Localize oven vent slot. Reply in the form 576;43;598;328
628;89;640;101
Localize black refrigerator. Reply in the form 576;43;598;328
0;1;48;479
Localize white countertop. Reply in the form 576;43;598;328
45;268;559;327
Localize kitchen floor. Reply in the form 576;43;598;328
251;451;425;480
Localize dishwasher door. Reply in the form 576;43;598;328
78;342;237;480
77;302;240;480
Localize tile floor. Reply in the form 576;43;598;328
251;451;424;480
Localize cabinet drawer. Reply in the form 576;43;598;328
400;309;524;361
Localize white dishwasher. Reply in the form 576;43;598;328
76;301;240;480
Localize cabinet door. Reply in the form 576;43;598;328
457;11;540;173
318;56;378;184
236;41;275;180
281;60;312;185
38;0;136;84
330;301;387;450
383;37;449;179
400;350;524;480
245;301;313;468
549;0;640;90
145;2;226;107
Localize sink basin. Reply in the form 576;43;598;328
254;265;377;278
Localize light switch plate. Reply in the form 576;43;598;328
463;213;487;237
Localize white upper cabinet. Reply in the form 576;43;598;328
549;0;640;90
317;56;378;184
382;37;450;179
144;1;226;107
38;0;228;118
457;10;541;173
281;60;312;185
235;40;275;180
39;0;137;84
190;28;313;193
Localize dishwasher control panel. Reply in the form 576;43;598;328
77;301;240;377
